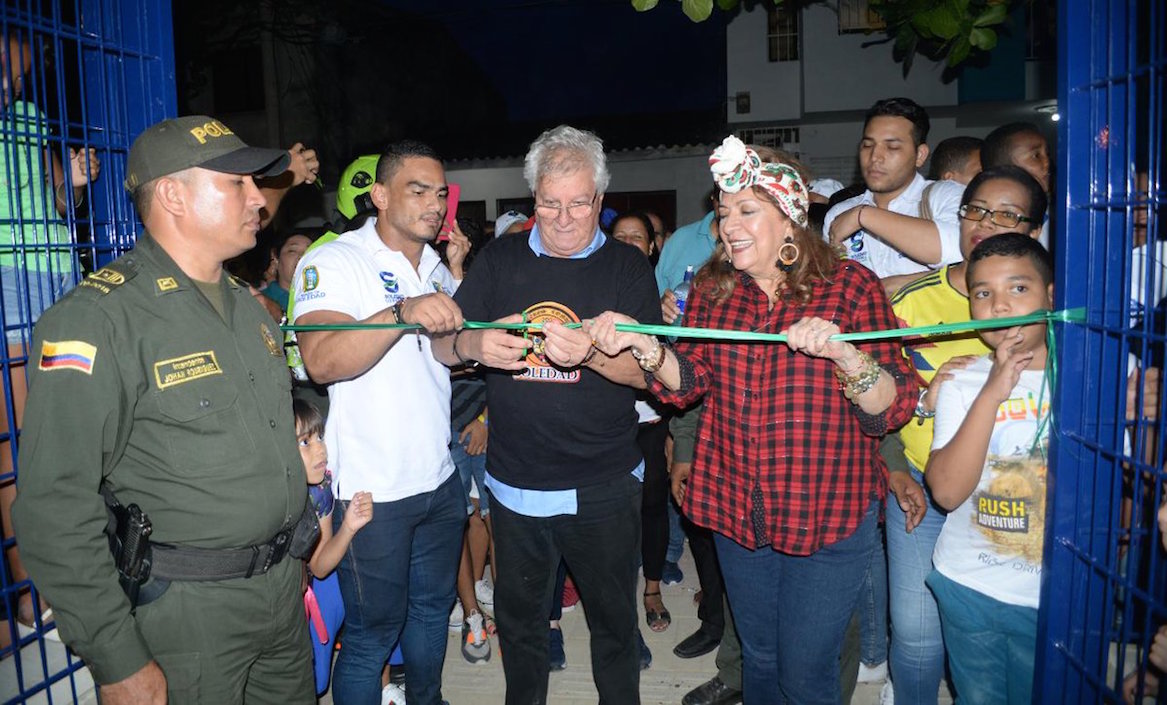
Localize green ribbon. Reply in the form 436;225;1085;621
283;307;1085;343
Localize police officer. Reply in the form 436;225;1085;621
12;116;313;705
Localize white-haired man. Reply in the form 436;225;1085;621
432;125;661;704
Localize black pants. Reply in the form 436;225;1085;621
686;517;726;636
490;473;643;705
638;420;670;582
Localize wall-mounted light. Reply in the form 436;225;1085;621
1036;103;1060;122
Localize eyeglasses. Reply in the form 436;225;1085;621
534;193;597;221
959;204;1038;229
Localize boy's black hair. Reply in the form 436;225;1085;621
981;122;1045;170
864;97;930;146
966;233;1054;288
961;165;1048;224
928;136;984;180
293;398;325;437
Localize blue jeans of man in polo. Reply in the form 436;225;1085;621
330;472;465;705
926;570;1037;705
886;466;948;705
715;500;879;705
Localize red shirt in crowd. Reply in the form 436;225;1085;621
650;261;916;554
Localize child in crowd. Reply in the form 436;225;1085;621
295;399;373;695
924;234;1054;705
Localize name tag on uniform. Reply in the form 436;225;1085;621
154;351;223;389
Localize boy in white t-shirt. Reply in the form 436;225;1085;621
924;234;1054;705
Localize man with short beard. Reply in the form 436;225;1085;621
293;140;470;705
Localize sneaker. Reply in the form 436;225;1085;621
549;626;567;671
879;680;895;705
561;581;580;612
448;599;463;633
461;609;491;664
637;629;652;671
475;578;494;612
858;661;888;683
381;682;407;705
661;560;684;585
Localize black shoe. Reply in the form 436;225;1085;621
682;675;743;705
672;625;722;659
637;629;652;671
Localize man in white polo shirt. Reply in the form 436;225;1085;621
823;97;965;295
291;140;469;705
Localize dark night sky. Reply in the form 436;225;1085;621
382;0;728;123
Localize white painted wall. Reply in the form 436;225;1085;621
726;1;959;125
726;4;802;122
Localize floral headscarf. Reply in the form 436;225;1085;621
708;135;809;228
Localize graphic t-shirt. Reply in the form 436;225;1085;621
931;355;1049;608
308;470;334;519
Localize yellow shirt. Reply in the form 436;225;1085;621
891;265;991;471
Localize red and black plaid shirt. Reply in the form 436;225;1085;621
650;262;915;554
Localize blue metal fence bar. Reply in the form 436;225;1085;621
0;0;174;702
1039;0;1167;702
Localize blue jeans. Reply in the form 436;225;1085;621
715;500;879;705
330;472;465;705
1;266;73;345
886;466;948;705
858;532;889;666
666;497;684;563
450;437;489;516
927;571;1037;705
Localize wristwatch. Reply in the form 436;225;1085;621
914;387;936;420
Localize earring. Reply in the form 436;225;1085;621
777;235;800;272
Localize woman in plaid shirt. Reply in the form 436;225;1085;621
589;136;916;705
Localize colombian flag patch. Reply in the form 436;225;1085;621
39;340;97;375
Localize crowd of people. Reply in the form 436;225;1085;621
2;83;1164;705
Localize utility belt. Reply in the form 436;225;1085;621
101;485;320;608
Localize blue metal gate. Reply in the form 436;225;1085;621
1037;0;1166;702
0;1;174;702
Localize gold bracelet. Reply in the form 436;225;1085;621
631;337;665;373
834;350;881;401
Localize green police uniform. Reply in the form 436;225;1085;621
11;234;313;703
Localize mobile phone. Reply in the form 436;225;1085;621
439;183;461;242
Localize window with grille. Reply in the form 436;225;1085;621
735;126;801;152
838;0;886;33
767;4;800;62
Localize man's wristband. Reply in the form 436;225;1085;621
453;328;478;368
391;298;408;325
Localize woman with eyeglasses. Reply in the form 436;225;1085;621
587;137;917;705
882;163;1046;705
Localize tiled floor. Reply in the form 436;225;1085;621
325;548;948;705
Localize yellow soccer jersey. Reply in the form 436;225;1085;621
891;265;991;471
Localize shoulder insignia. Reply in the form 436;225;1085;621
260;323;282;357
156;276;180;292
77;259;140;296
38;340;97;375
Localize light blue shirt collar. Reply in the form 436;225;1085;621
528;224;606;260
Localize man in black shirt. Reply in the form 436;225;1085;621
432;125;661;704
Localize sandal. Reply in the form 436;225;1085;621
643;590;671;633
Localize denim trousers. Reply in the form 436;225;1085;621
450;436;489;515
330;472;465;705
489;472;643;705
715;500;879;705
927;570;1037;705
886;466;949;705
858;531;889;666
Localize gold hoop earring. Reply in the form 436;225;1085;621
777;238;800;272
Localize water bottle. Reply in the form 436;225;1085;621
674;265;695;320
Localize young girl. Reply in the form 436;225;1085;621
295;399;373;695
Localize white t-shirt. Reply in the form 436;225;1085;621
291;218;457;502
822;173;964;278
1130;239;1167;324
931;355;1049;609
